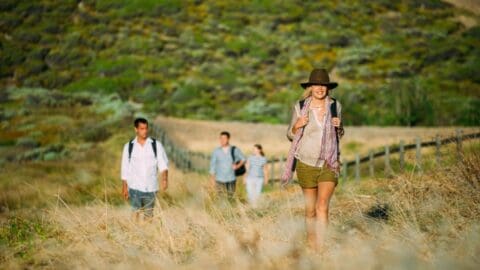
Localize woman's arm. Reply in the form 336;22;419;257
287;103;302;141
243;159;250;184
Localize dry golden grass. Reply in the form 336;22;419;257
2;109;479;269
2;149;479;269
443;0;480;15
155;116;480;160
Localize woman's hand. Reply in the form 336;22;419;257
293;115;309;133
332;117;341;127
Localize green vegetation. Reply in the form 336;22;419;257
0;0;479;125
0;87;138;209
0;216;54;261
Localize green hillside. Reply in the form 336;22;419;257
1;0;479;125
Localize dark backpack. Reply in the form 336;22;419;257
230;146;246;176
292;98;340;171
128;138;157;162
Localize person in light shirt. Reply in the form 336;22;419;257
284;68;344;252
244;144;269;207
209;131;246;199
121;118;169;220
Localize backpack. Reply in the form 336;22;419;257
128;138;157;162
292;98;340;171
230;146;246;176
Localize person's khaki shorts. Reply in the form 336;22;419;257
296;160;338;188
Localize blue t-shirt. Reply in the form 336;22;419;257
247;155;267;178
209;146;245;183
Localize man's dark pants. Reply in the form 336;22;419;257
128;188;156;217
216;180;236;199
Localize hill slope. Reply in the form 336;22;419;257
1;0;479;125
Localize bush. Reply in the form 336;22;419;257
117;0;183;16
237;99;284;123
45;47;90;69
16;137;40;148
64;77;122;94
19;144;65;161
83;124;112;142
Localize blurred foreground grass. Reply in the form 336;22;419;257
1;87;479;269
1;148;479;269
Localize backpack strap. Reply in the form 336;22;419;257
151;138;157;159
299;99;306;110
128;139;135;162
128;138;158;162
330;97;337;117
330;98;341;159
230;146;236;164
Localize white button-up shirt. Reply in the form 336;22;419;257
121;137;169;192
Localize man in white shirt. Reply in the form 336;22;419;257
121;118;169;220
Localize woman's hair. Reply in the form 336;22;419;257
302;87;312;99
301;85;329;99
254;144;265;156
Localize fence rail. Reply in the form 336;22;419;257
344;131;480;167
151;125;479;183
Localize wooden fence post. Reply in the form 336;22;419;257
355;154;360;182
270;158;275;182
205;153;209;172
186;151;191;171
191;152;197;172
368;150;374;178
161;131;166;145
456;129;463;161
399;140;405;172
435;134;441;166
179;149;183;170
385;145;391;177
416;137;422;172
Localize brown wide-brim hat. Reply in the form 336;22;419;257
300;68;338;90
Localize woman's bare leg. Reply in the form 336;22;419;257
302;188;318;249
315;182;336;250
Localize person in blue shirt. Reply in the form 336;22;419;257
209;131;246;199
244;144;269;207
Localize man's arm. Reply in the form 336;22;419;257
209;152;216;186
122;180;129;200
160;170;168;191
120;144;129;200
156;141;169;191
233;147;246;169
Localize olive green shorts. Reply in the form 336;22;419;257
296;160;338;188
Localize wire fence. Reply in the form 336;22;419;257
151;125;480;183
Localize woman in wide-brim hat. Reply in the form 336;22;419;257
283;68;344;251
